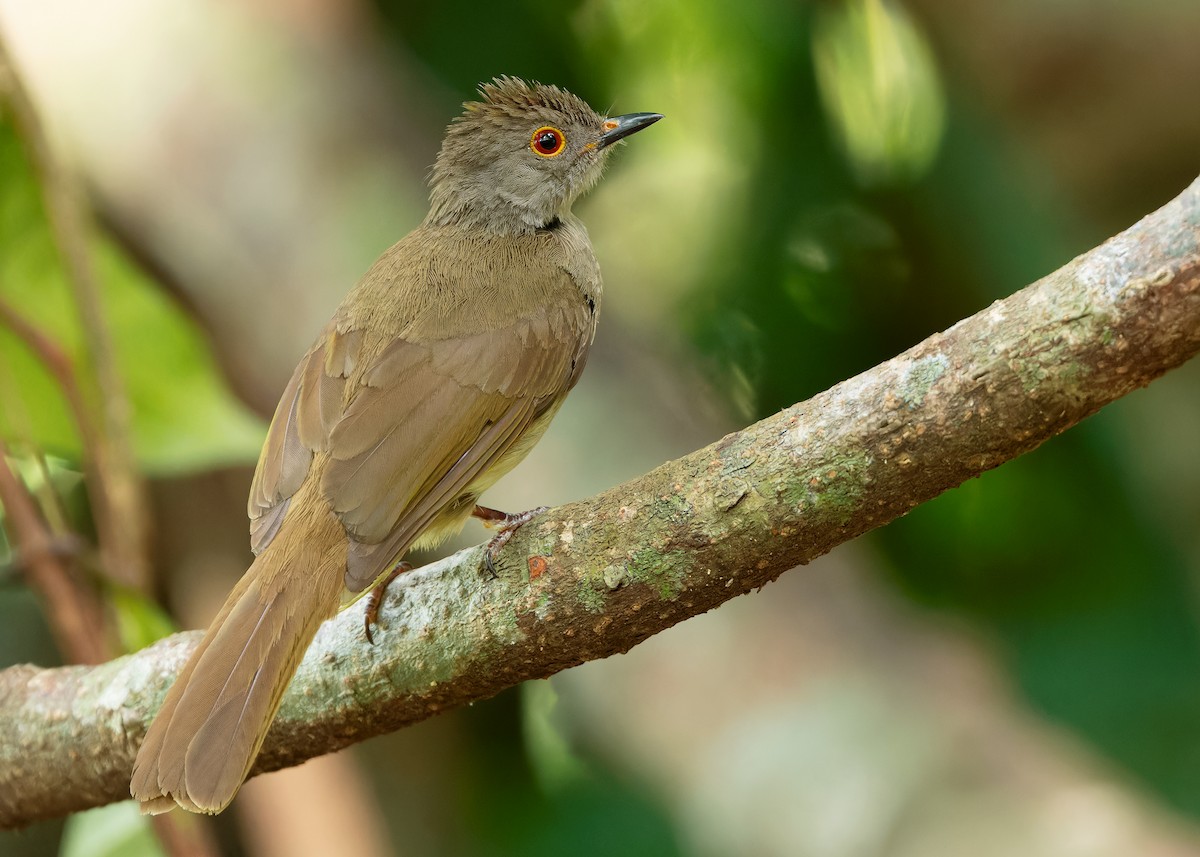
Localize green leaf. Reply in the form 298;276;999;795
521;680;589;792
110;585;178;653
59;801;165;857
813;0;946;186
0;112;265;475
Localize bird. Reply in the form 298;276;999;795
129;76;661;814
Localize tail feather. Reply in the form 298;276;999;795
131;538;343;814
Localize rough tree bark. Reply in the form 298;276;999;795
2;177;1199;829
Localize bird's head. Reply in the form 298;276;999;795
426;77;662;233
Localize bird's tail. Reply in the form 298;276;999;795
130;511;345;815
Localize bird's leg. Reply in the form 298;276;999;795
364;560;413;644
473;504;550;577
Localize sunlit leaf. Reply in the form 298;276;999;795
813;0;946;186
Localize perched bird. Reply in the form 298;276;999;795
130;77;661;814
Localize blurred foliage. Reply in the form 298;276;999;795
59;803;163;857
108;582;177;653
813;0;945;186
521;679;591;791
0;113;265;476
456;689;683;857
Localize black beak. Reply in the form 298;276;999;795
597;112;663;149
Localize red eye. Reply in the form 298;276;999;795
530;126;566;157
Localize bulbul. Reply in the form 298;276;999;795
130;77;661;814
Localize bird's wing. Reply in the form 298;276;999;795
248;296;592;593
327;300;590;592
247;324;363;554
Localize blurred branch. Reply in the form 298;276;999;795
0;28;150;591
0;440;105;665
0;297;112;540
2;177;1199;828
0;299;79;399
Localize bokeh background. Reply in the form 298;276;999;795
2;0;1200;855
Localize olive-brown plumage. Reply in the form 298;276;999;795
130;78;661;814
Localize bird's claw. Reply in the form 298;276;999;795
475;505;549;577
363;561;412;644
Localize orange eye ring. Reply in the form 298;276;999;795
530;126;566;157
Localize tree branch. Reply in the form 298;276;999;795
2;178;1199;829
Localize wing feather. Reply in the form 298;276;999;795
247;360;311;555
248;324;356;554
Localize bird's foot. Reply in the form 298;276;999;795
364;561;412;644
473;505;550;578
